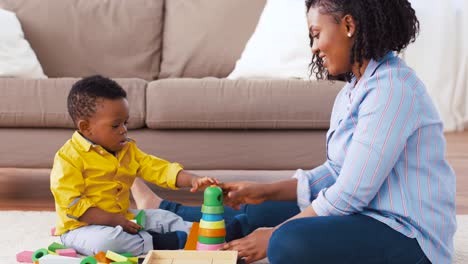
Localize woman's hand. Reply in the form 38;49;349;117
219;181;267;210
223;227;274;263
190;176;219;192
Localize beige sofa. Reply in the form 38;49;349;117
0;0;344;202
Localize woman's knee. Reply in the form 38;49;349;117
267;220;316;264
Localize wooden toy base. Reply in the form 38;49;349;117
142;250;238;264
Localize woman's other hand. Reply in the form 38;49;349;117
223;227;273;263
219;181;267;210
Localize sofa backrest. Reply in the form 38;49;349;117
0;78;146;129
0;0;164;81
159;0;266;78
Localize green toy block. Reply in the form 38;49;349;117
120;252;133;257
135;210;146;229
47;242;68;252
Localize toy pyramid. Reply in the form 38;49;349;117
196;185;226;250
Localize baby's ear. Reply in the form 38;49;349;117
77;119;90;134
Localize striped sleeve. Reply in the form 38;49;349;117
293;163;336;211
312;65;419;216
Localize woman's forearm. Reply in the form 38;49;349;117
263;179;298;201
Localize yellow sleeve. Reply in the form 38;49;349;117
50;151;95;220
134;146;183;189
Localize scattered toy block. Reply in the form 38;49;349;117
48;242;68;252
16;250;33;263
135;210;146;229
127;256;138;263
184;222;199;250
37;254;81;264
94;251;111;263
105;250;128;262
56;248;77;257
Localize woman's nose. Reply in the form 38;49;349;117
311;40;319;55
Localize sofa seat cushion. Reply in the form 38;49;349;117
0;78;146;129
0;128;326;170
0;0;164;80
146;78;343;129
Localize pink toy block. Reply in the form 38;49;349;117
55;248;77;257
50;227;56;236
16;250;34;263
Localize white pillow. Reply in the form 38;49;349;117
0;8;47;79
227;0;313;80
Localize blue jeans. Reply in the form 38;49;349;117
268;214;430;264
160;200;430;264
159;200;300;233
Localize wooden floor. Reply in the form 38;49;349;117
1;131;467;213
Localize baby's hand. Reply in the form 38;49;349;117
113;215;142;234
190;176;219;192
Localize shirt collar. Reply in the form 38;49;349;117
346;52;396;95
72;131;94;152
71;131;135;153
362;51;395;80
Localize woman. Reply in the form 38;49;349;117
219;0;456;263
133;0;456;263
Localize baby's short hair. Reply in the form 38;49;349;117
67;75;127;124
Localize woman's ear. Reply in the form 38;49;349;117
343;14;356;37
77;119;91;135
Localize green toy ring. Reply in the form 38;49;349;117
81;256;98;264
201;205;224;214
32;248;48;262
198;235;225;244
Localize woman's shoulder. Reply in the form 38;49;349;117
362;55;426;97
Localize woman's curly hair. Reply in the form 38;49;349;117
305;0;419;81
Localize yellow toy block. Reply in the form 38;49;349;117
127;257;139;263
105;250;128;262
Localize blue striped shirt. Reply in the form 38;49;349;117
294;52;456;263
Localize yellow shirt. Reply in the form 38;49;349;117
50;131;183;235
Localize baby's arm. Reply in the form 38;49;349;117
51;151;141;234
79;207;141;234
176;170;218;192
135;147;218;191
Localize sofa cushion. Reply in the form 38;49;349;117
146;78;344;129
0;78;146;129
159;0;266;78
0;128;326;170
0;0;163;80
